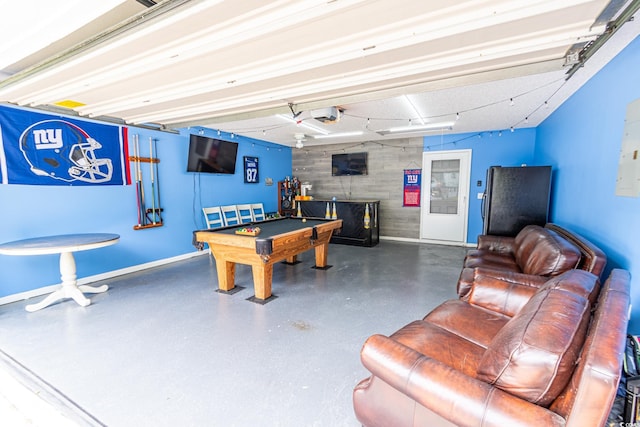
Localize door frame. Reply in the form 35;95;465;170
419;149;472;245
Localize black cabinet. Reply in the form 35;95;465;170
277;179;298;216
299;200;379;247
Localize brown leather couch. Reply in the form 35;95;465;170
458;224;606;299
353;268;631;427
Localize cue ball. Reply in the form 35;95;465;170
302;218;306;222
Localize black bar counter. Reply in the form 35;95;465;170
299;199;379;247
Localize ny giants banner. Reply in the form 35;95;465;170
403;169;422;207
0;106;130;185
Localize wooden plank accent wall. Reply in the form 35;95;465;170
292;137;423;240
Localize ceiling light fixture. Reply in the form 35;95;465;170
376;121;455;136
311;131;364;139
294;132;305;149
276;114;329;135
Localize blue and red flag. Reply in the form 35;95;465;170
0;105;130;186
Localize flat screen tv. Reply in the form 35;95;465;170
332;152;368;176
186;134;238;174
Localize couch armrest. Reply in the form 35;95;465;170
361;334;565;427
457;267;546;317
476;234;516;253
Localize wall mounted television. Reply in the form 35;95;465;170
332;152;368;176
186;134;238;174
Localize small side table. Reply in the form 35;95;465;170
0;233;120;312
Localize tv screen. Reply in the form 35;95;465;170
332;152;368;176
187;134;238;174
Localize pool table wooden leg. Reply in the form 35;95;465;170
314;243;329;267
252;262;273;300
285;255;298;264
216;258;236;292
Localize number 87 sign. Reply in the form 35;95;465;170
244;156;259;183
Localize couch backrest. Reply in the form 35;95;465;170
544;223;607;278
476;269;596;405
550;269;630;426
513;225;544;260
514;225;581;276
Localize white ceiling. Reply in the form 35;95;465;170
0;0;638;147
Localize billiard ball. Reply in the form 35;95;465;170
302;218;306;222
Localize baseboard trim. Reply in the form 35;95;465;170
379;236;421;243
0;250;209;307
380;236;475;247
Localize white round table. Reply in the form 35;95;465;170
0;233;120;312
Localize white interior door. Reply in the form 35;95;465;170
420;149;471;243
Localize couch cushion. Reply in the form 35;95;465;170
515;227;581;276
389;320;486;377
423;299;510;348
476;273;591;406
463;249;520;272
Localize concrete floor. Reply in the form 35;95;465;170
0;240;466;427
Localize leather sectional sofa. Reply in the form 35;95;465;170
353;225;628;427
458;223;607;299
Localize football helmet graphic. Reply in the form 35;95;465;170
19;120;113;183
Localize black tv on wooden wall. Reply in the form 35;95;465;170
332;152;368;176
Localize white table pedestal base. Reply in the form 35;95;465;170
25;251;109;312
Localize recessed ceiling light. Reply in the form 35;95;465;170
276;114;329;135
376;121;455;135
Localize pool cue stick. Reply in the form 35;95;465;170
154;138;162;223
149;137;156;224
136;135;147;225
133;134;142;226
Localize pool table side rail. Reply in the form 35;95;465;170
192;218;342;250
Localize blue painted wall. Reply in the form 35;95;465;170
535;35;640;332
0;107;291;299
424;128;538;243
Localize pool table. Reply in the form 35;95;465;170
194;217;342;302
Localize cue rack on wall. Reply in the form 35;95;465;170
129;134;164;230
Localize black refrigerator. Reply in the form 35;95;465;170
482;166;552;236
